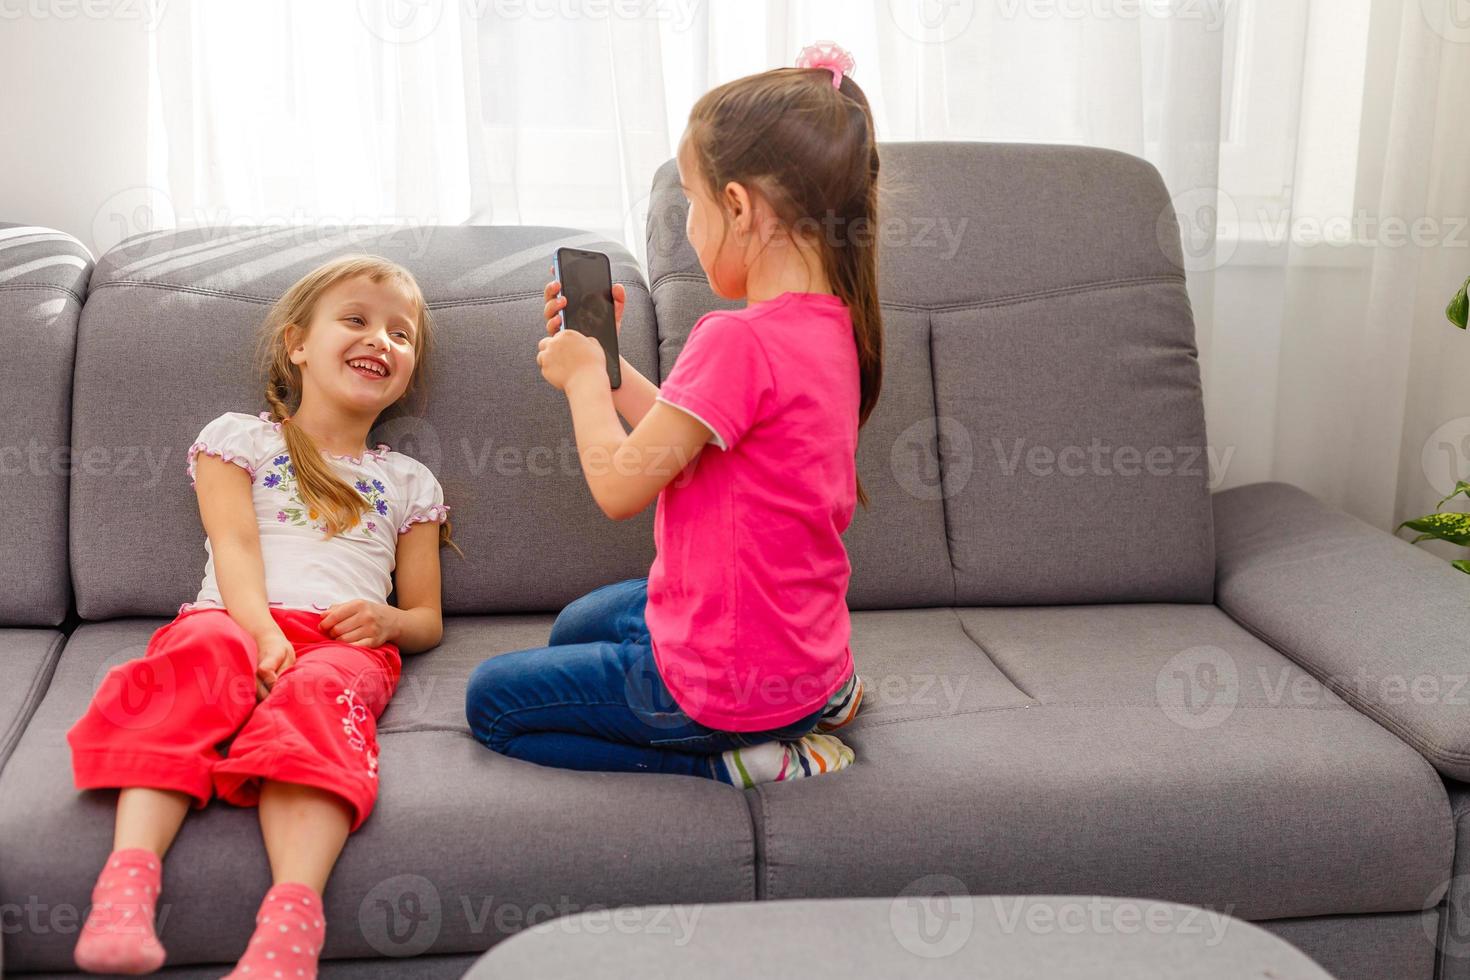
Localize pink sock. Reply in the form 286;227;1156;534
224;882;326;980
74;847;167;975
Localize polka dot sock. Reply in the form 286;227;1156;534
224;882;326;980
74;847;167;975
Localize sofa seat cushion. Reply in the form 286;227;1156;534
753;603;1452;919
0;616;757;972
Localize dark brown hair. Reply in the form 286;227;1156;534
685;66;884;505
259;255;456;552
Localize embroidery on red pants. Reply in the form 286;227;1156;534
335;688;379;778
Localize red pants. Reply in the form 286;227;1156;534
68;607;401;832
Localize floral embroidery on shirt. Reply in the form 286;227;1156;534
336;687;379;778
258;453;388;537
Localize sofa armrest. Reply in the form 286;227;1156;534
1214;481;1470;780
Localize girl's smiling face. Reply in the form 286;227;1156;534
287;274;419;414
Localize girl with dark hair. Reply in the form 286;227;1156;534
468;42;882;787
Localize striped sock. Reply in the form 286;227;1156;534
717;733;855;787
816;674;865;732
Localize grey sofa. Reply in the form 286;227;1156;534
0;143;1465;979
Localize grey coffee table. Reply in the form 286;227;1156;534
462;894;1334;979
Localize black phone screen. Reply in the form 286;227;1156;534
556;248;621;389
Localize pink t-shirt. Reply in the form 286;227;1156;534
647;291;859;731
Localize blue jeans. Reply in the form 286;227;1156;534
464;578;824;782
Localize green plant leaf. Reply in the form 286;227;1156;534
1453;560;1470;575
1450;275;1470;330
1401;513;1470;545
1438;480;1470;510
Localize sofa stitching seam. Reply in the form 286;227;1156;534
87;278;650;309
650;271;1185;311
927;311;960;606
378;694;1424;741
0;281;86;305
743;786;770;900
760;785;774;898
917;274;1186;313
742;788;760;902
851;703;1039;731
91;280;280;303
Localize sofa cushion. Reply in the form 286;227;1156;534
0;629;63;771
930;281;1214;604
0;224;91;626
644;144;1215;607
0;616;757;972
750;603;1452;919
69;226;659;620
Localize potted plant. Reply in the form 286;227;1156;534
1399;275;1470;572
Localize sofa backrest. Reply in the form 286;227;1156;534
69;226;658;619
646;142;1215;606
0;225;92;627
65;141;1215;619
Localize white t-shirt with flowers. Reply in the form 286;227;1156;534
184;411;449;614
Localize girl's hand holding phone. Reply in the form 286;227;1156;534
539;271;625;392
543;273;625;337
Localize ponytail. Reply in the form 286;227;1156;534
686;64;884;506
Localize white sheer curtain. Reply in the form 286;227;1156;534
138;0;1470;546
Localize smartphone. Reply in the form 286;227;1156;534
552;247;621;389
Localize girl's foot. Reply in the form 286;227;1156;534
223;882;326;980
816;674;865;732
718;733;855;787
74;848;167;975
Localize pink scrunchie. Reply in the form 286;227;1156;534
796;41;856;89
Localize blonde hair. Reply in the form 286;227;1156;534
259;255;456;551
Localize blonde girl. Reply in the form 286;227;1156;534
68;256;451;978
